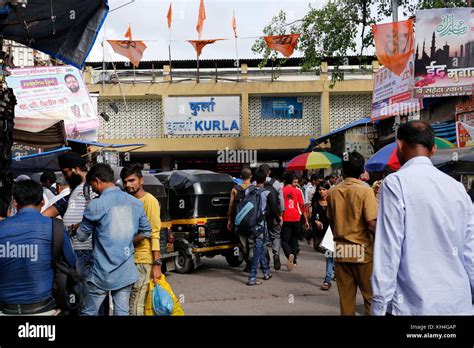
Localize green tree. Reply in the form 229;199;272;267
252;0;467;85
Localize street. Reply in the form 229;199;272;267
167;243;366;315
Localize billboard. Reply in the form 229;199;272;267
371;55;421;121
414;8;474;97
261;97;303;119
164;96;240;136
6;66;99;136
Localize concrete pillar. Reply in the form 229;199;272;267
241;92;250;137
320;62;330;135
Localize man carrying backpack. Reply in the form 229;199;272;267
258;164;284;271
235;169;279;286
227;167;253;272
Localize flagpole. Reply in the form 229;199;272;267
197;52;200;83
235;37;239;81
169;27;173;82
233;10;240;81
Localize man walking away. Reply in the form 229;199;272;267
227;167;253;272
281;171;309;271
259;164;284;271
372;121;473;315
0;180;76;315
73;164;152;316
242;169;275;286
121;163;162;316
326;151;378;315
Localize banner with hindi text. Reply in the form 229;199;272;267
7;66;99;136
414;8;474;97
164;96;240;136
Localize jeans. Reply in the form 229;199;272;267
281;222;301;261
75;249;93;279
324;256;334;283
239;234;254;266
248;237;270;284
75;249;109;316
81;282;132;316
129;263;152;316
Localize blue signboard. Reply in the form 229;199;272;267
261;97;303;119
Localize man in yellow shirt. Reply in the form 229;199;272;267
120;163;162;315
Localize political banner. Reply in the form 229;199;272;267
164;96;240;135
6;66;99;136
455;98;474;147
414;8;474;97
371;55;421;121
261;97;303;119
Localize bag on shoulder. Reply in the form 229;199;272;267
234;186;265;237
51;219;85;312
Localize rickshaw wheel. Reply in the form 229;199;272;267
225;252;243;267
175;248;193;274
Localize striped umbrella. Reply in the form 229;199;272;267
365;137;455;172
287;151;342;171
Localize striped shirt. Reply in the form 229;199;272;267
63;183;94;250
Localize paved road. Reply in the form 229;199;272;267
165;242;366;315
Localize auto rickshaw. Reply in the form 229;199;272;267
156;170;242;273
113;167;178;273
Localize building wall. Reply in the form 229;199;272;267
329;94;372;131
249;96;321;137
87;77;374;152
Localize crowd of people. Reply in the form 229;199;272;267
227;121;473;315
0;154;162;316
0;121;472;316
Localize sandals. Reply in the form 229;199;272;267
321;281;331;291
247;279;263;286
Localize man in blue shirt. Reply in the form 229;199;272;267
372;121;474;315
73;164;152;316
0;180;76;315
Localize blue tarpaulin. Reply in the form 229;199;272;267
0;1;108;68
10;147;71;173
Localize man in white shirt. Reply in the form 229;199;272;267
372;121;474;315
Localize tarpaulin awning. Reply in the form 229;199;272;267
13;120;66;148
10;146;71;173
67;139;145;156
432;121;457;144
0;0;108;68
313;118;373;144
431;146;474;166
66;139;145;148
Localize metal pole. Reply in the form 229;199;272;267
169;26;173;82
392;0;400;129
197;53;200;83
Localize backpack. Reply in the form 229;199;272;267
51;218;85;313
234;186;265;237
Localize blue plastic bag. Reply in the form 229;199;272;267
152;283;174;316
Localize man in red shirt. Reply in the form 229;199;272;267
281;172;309;271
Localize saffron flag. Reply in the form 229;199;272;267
167;3;172;29
188;39;225;57
372;19;414;76
196;0;206;39
263;34;300;58
107;40;147;67
232;11;237;38
124;25;133;40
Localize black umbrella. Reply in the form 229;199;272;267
432;147;474;174
0;0;108;68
